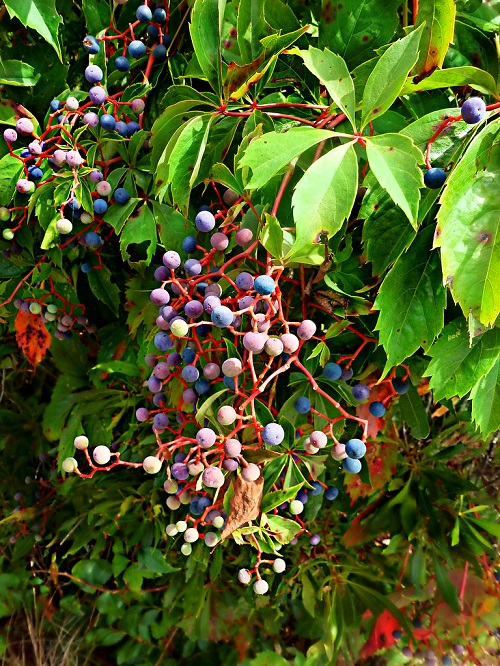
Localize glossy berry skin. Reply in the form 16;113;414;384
343;457;362;474
424;168;446;189
153;7;167;22
345;439;366;459
461;97;486;124
254;275;275;295
323;362;342;380
128;40;147;59
392;377;409;394
136;5;153;21
115;122;128;136
83;35;99;54
195;210;216;232
369;401;386;417
352;384;370;401
262;423;285;446
153;45;167;59
211;305;234;328
84;65;103;83
325;486;339;500
100;114;116;130
181;347;196;364
93;199;108;215
182;236;197;253
294;396;311;414
89;86;107;105
3;128;17;142
115;56;130;71
114;188;130;204
126;121;140;135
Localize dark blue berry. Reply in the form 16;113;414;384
424;168;446;189
115;56;130;72
392;377;409;395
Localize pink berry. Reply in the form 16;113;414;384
280;333;299;353
96;181;112;196
16;118;34;135
3;128;17;142
243;332;268;353
131;98;145;113
202;466;225;488
235;228;253;246
224;439;241;458
297;319;317;340
241;463;260;482
66;150;84;167
217;405;237;425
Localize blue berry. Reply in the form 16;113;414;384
392;630;402;640
195;210;216;232
323;362;342;380
262;423;285;446
83;35;99;54
181;348;196;364
345;438;366;459
294;396;311;414
352;384;370;401
342;458;362;474
442;657;452;666
461;97;486;124
211;305;234;328
114;187;130;204
136;5;153;21
153;7;167;22
128;40;147;59
309;481;323;496
115;122;128;136
424;168;446;189
28;167;43;180
182;365;199;383
195;378;211;395
182;236;197;253
392;377;409;395
100;114;116;131
325;486;338;500
50;99;61;112
84;232;102;248
223;376;235;390
162;34;171;46
153;45;167;59
152;393;167;408
369;401;386;417
115;56;130;72
196;324;210;337
127;121;140;135
254;275;276;295
81;263;93;273
341;367;353;380
154;332;173;351
93;199;108;215
147;24;159;39
153;413;169;429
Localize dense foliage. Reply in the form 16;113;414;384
0;0;499;664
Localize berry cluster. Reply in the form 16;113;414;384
63;192;410;592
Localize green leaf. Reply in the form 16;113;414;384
301;573;316;617
72;559;113;591
264;514;301;544
4;0;62;61
223;26;308;101
154;202;196;255
435;123;500;326
237;0;269;62
361;26;423;127
168;114;212;214
360;183;416;275
87;265;120;316
366;134;424;228
42;374;84;442
260;213;283;258
298;47;356;128
208;163;243;194
189;0;225;93
91;361;141;377
103;199;139;234
0;154;24;206
424;320;500;401
137;547;179;574
287;143;357;262
0;60;40;87
120;205;157;266
374;227;446;371
260;483;303;513
410;544;427;588
470;360;500;437
239;126;335;190
431;553;460;613
413;0;456;76
398;383;430;439
82;0;111;36
318;0;401;69
402;65;498;97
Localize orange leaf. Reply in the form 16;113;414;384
15;310;51;367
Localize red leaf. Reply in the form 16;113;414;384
356;381;393;439
360;609;400;658
15;310;51;367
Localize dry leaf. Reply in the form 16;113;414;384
220;475;263;541
15;310;52;368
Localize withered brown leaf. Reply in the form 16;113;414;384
220;475;264;541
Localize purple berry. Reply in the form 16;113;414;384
162;251;181;269
281;334;299;353
16;118;34;135
150;288;170;306
203;363;220;379
202;466;224;488
352;384;370;401
461;97;486;124
147;376;162;393
210;232;229;250
3;128;17;142
297;319;317;340
171;462;189;480
195;210;216;232
184;300;204;318
85;65;103;83
235;272;254;291
154;332;173;351
184;259;202;275
235;228;253;245
89;86;107;105
309;534;321;545
262;423;285;446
